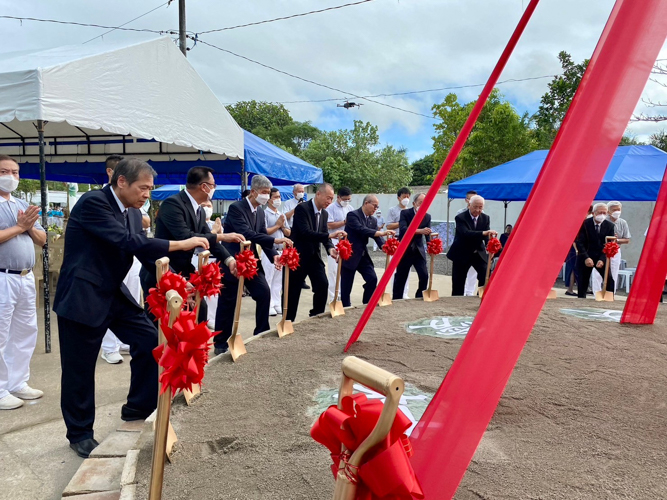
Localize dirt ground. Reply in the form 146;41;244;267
134;297;667;499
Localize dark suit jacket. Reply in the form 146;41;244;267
290;200;334;261
398;207;432;260
343;208;385;270
446;211;491;262
575;217;616;262
222;199;278;262
152;190;231;276
53;185;169;328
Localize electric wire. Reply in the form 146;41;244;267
82;1;170;44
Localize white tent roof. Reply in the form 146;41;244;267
0;37;243;160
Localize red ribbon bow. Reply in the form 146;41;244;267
426;237;443;256
486;237;502;255
152;310;216;395
279;247;301;271
311;393;424;499
337;239;353;261
382;237;399;256
146;271;190;318
236;249;259;280
603;241;620;258
189;262;223;299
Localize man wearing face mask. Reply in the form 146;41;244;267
326;187;354;303
591;201;630;294
575;202;616;299
387;187;412;299
283;184;306;227
213;175;292;355
140;167;244;323
0;155;46;411
456;190;480;296
263;188;291;316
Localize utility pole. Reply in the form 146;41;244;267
179;0;187;57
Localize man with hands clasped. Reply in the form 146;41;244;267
264;188;291;316
575;202;616;299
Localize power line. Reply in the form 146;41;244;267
0;15;167;36
198;0;378;34
82;1;170;44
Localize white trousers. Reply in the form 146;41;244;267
261;250;283;311
0;272;38;399
592;251;621;293
328;254;338;303
102;257;142;353
464;266;478;296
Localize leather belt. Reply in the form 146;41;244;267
0;268;32;276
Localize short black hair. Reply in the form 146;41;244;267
270;187;280;197
241;189;251;199
466;190;477;197
186;166;214;188
110;158;157;186
105;154;123;171
338;186;352;197
397;186;411;198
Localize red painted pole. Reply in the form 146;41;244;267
344;0;542;351
409;1;667;498
621;164;667;324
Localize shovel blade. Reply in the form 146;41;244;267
546;288;557;300
604;291;615;302
277;320;294;338
330;300;345;318
183;384;201;406
227;334;247;362
378;292;392;307
423;290;440;302
477;286;484;299
595;291;605;302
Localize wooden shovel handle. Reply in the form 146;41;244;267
155;257;170;282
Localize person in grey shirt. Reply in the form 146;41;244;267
592;200;631;293
263;188;291;316
326;186;354;303
0;155;47;410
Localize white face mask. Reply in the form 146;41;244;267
203;184;214;201
594;214;606;223
611;211;621;219
272;199;282;208
0;175;19;193
340;200;350;207
256;193;270;206
296;192;304;200
203;206;213;219
400;198;410;207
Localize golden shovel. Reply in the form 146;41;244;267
595;236;617;302
378;251;392;307
277;263;294;337
477;249;494;299
227;241;251;361
422;232;440;302
148;288;183;500
330;236;347;318
332;356;404;500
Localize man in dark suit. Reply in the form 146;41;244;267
575;203;616;298
213;175;291;354
446;195;497;296
341;195;393;307
286;183;344;320
393;193;432;299
54;158;208;458
140;166;244;322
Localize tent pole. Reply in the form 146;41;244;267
446;197;451;274
179;0;187;57
241;159;246;192
504;201;509;228
36;120;51;354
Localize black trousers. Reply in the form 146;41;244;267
451;254;487;296
58;290;158;444
285;257;329;321
577;256;614;298
393;249;428;300
214;266;270;349
341;253;377;307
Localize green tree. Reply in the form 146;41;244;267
619;135;645;146
411;153;435;185
302;120;412;192
432;89;536;183
532;51;589;148
258;120;321;155
650;130;667;151
226;100;293;132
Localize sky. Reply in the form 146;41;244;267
1;0;666;162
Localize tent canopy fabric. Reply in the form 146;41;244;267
0;37;243;162
150;184;299;202
448;145;667;201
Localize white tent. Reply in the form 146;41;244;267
0;37;244;352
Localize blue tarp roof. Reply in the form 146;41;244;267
448;145;667;201
18;130;323;186
150;183;298;202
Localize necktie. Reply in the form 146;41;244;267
123;210;129;233
251;209;257;228
196;206;202;225
315;211;320;231
596;224;600;234
473;217;477;229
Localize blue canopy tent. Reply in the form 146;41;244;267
13;130;323;187
150;183;299;202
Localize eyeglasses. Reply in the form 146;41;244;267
368;203;379;209
200;182;217;190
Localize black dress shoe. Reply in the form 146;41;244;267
214;346;227;356
301;282;310;289
564;291;577;297
121;404;152;422
69;438;99;458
